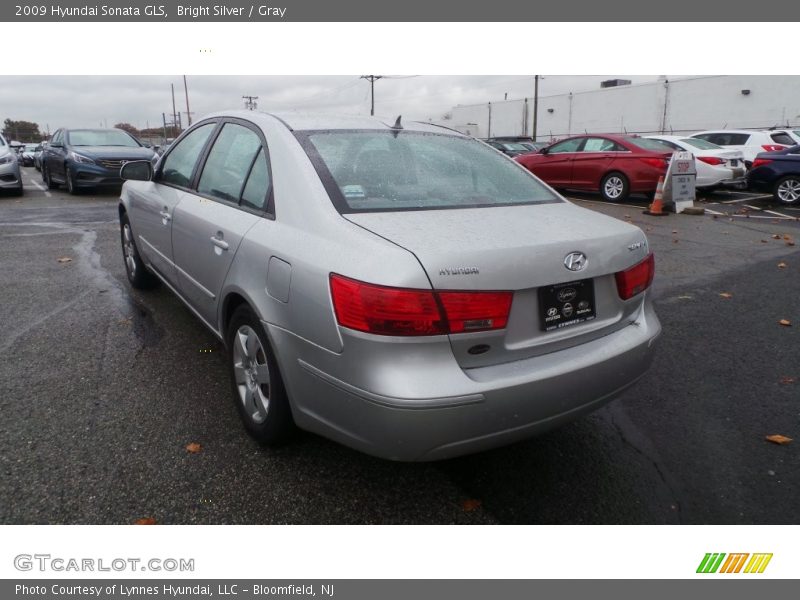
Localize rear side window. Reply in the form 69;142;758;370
696;133;750;146
648;139;682;151
583;138;625;152
302;130;559;213
160;123;216;188
626;137;674;151
682;138;721;150
198;123;262;203
241;148;271;211
770;133;794;146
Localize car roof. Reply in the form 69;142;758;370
203;110;465;136
692;129;761;135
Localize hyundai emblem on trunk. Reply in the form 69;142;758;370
564;252;587;272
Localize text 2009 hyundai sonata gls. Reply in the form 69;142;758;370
118;111;661;461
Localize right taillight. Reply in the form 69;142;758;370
697;156;725;166
762;144;786;152
752;158;773;168
329;274;512;336
615;253;655;300
640;157;669;169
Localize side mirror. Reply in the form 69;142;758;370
120;160;153;182
50;142;63;149
539;146;549;155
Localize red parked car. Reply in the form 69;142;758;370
515;134;672;202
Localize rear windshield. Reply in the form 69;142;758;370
67;129;141;147
695;133;750;146
681;138;721;150
626;137;673;152
300;130;560;213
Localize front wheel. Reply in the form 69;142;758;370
227;305;295;445
600;172;630;202
43;165;58;189
774;176;800;205
65;166;78;195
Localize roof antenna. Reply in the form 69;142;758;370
392;115;403;130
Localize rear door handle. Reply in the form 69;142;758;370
211;235;229;251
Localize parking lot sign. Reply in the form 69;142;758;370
663;151;697;213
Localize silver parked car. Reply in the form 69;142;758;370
118;111;661;461
0;133;23;195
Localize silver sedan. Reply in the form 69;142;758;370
0;134;23;195
118;111;661;461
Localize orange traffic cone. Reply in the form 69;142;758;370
644;176;669;216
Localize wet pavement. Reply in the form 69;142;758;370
0;167;798;524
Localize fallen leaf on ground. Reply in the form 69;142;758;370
186;442;202;454
135;517;157;525
56;257;72;263
778;262;787;269
779;376;796;385
461;499;482;512
779;319;792;327
719;292;733;299
787;240;796;247
672;239;679;244
760;239;769;243
671;230;678;234
772;234;782;239
765;434;793;446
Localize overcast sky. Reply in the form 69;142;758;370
0;75;663;133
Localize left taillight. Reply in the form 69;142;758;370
640;157;669;170
762;144;787;152
615;254;655;300
697;156;725;166
329;274;512;336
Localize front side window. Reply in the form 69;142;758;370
548;138;584;153
159;123;216;188
302;130;559;213
197;123;262;203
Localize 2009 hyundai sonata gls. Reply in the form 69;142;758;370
118;111;661;461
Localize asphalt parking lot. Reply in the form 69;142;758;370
1;167;798;524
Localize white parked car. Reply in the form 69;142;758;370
689;130;793;167
645;135;746;189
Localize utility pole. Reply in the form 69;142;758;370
171;83;178;132
532;75;540;142
360;75;383;116
183;75;192;126
242;95;259;110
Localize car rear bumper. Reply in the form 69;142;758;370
267;298;661;461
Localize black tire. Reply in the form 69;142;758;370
773;175;800;206
600;172;630;202
43;165;58;189
12;183;23;197
65;166;78;195
226;304;295;445
120;212;159;289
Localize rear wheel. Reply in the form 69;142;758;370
120;213;158;289
227;305;295;445
600;172;629;202
774;176;800;205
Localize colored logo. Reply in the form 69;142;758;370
696;553;772;574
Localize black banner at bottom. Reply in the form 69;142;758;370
3;580;794;600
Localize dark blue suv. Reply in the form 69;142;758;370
42;128;157;194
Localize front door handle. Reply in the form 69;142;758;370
159;209;171;225
211;234;229;251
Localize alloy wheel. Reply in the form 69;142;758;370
604;176;624;199
232;325;271;424
122;224;136;278
777;178;800;204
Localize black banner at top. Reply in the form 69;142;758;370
3;0;798;22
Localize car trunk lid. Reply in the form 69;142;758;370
345;202;652;368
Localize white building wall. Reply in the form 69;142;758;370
449;76;800;140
